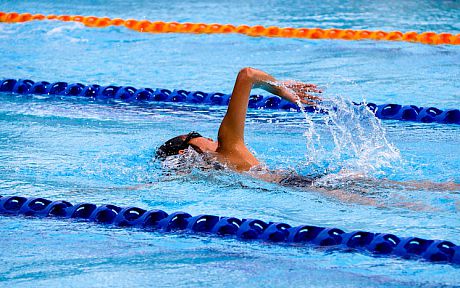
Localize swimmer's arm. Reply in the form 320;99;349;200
219;67;319;147
218;68;259;146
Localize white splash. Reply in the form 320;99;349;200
161;147;225;174
278;81;401;181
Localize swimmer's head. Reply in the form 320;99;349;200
155;131;218;159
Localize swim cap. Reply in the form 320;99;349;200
155;131;202;159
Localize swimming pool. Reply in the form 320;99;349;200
1;0;459;287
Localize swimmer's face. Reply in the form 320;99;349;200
155;131;218;159
183;136;218;154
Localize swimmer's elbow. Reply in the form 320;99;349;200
238;67;256;81
238;67;275;89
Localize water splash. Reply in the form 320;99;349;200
161;147;226;175
278;81;401;182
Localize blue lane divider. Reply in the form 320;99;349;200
1;78;459;125
1;195;459;265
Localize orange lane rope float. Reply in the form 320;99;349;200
0;11;459;45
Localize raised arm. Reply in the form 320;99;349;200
217;67;320;150
217;68;272;147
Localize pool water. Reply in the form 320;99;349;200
1;0;459;287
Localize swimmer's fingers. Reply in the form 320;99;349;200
312;87;322;93
298;91;322;101
286;82;322;93
299;99;316;106
303;84;322;94
298;93;322;106
293;83;318;89
305;87;322;94
280;81;323;95
281;81;322;105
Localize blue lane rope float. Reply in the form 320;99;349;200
1;78;459;125
1;195;459;265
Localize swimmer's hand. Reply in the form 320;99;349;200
249;69;321;106
279;80;322;106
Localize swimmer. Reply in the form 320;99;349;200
156;67;321;172
154;67;459;208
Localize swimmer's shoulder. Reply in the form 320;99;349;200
215;145;260;172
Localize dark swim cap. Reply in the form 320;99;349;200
155;131;203;159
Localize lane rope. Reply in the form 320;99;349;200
0;195;459;265
1;78;459;124
1;11;459;45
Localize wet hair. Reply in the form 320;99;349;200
155;131;203;159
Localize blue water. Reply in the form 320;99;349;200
1;0;460;287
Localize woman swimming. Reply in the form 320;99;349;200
155;67;459;207
156;67;321;172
